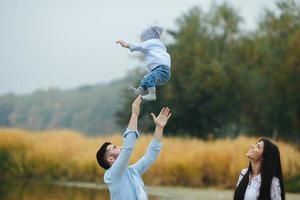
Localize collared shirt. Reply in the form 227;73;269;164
104;128;163;200
236;168;282;200
128;39;171;71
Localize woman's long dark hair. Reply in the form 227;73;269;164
233;138;285;200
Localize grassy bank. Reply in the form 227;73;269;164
0;128;299;191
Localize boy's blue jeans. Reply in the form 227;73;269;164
140;65;171;89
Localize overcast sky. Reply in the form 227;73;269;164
0;0;278;95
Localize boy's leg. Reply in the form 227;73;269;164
139;66;171;101
153;66;171;86
140;72;157;101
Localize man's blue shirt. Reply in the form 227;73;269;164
104;128;162;200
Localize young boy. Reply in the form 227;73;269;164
116;26;171;101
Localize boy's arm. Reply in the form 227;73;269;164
107;96;142;181
131;107;171;175
128;42;147;52
116;39;148;52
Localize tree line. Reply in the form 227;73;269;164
116;1;300;144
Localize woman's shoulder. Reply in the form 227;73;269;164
240;168;248;176
272;176;280;185
236;168;248;186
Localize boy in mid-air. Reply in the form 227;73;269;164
117;26;171;101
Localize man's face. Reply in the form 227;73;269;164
106;144;122;166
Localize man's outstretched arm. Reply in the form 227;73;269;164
151;107;171;143
108;95;142;181
131;107;171;175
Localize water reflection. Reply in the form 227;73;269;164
0;180;159;200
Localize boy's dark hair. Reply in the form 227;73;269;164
96;142;112;170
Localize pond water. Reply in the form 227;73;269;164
0;180;159;200
1;180;299;200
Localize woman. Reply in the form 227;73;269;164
233;138;285;200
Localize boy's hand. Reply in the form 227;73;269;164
151;107;171;129
116;40;129;48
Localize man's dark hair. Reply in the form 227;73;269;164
96;142;112;170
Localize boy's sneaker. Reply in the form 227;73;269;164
141;93;156;101
128;86;146;96
141;87;156;101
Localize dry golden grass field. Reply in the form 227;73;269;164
0;128;299;190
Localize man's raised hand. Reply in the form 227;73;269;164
132;95;142;117
151;107;171;129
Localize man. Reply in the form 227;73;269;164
96;95;171;200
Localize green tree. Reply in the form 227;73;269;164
116;1;300;144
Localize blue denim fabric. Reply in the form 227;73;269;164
140;65;171;89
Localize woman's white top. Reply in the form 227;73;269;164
237;169;282;200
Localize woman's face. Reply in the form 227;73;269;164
246;141;264;161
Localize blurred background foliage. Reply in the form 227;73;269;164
0;1;299;145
